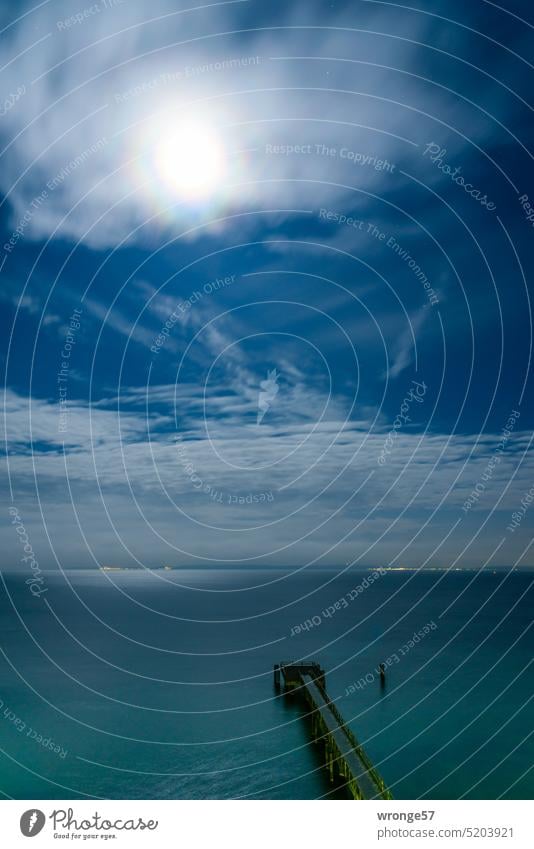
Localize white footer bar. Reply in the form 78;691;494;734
1;799;531;848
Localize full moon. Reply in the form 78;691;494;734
154;120;225;200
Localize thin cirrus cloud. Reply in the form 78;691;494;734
1;383;532;568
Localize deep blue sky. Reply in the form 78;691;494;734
1;0;533;569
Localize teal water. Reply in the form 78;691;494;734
0;569;532;799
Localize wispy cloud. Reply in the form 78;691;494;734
387;305;429;379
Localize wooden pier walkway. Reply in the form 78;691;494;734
275;661;392;800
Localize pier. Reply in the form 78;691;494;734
274;661;392;800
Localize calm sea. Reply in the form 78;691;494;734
0;568;532;800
